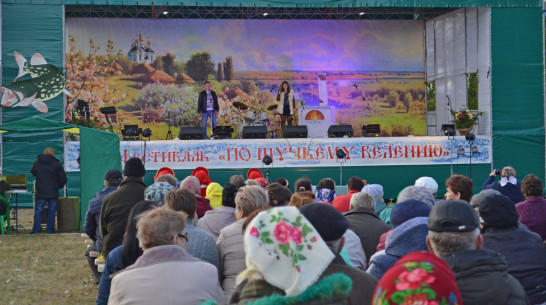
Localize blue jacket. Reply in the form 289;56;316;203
367;217;429;280
96;245;124;305
186;219;221;276
482;176;524;204
483;227;546;304
84;186;118;251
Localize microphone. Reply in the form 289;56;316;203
353;84;358;89
446;95;451;106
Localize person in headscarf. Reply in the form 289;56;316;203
205;182;223;209
315;178;336;204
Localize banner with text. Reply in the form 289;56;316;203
65;136;491;171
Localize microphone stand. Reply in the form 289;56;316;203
297;87;305;110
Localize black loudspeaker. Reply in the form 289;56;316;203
363;124;380;137
215;126;233;139
242;125;267;139
328;125;353;138
179;127;203;140
285;125;308;138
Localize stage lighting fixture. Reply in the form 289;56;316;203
142;128;152;138
465;132;476;141
465;132;476;179
262;12;269;16
441;124;456;136
162;11;168;15
262;155;273;166
336;149;347;159
126;128;136;137
359;12;365;15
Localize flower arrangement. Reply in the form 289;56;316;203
450;105;485;129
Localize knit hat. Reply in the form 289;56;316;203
397;186;436;207
154;167;174;181
247;168;264;180
414;177;439;195
104;169;123;182
123;158;145;177
300;203;348;241
144;182;175;206
373;251;463;305
469;189;501;209
239;206;334;296
266;183;293;206
390;199;432;228
192;166;212;197
428;199;479;233
479;193;519;230
205;182;223;209
362;184;384;199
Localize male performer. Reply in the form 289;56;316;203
197;81;219;139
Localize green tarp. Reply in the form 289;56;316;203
0;117;121;230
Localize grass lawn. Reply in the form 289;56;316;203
0;209;96;305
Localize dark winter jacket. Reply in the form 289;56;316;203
84;186;118;251
30;154;67;199
344;207;391;262
197;90;219;113
442;249;530;305
482;176;524;204
482;227;546;304
100;177;147;257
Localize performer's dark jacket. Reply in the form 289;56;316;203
197;90;219;113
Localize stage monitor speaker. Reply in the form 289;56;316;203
179;127;203;140
285;125;308;138
328;125;353;138
364;124;380;137
242;125;267;139
215;126;233;139
99;106;117;115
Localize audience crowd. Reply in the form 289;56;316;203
82;160;545;305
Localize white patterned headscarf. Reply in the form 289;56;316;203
238;206;334;296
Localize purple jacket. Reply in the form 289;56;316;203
516;196;546;241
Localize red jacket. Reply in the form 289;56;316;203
333;190;360;213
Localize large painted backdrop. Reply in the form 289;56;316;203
65;18;425;139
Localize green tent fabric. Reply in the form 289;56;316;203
0;116;121;230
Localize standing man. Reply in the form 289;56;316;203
197;81;219;139
31;147;67;234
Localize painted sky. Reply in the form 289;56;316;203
66;18;424;72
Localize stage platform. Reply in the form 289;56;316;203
65;136;491;171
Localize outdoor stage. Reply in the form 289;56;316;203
65;135;491;172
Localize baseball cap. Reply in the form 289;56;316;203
104;169;123;182
428;199;479;232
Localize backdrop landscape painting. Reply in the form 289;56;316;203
65;18;425;139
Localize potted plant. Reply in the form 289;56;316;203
450;105;485;135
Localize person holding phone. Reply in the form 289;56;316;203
482;166;524;204
276;81;296;135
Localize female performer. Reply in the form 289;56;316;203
276;81;296;132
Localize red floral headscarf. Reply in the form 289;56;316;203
373;251;463;305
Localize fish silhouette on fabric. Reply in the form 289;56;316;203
1;51;70;113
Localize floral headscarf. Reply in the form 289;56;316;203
238;206;334;296
373;251;462;305
315;188;336;204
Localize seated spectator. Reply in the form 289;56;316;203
226;206;352;305
333;176;365;213
315;178;336;204
367;217;429;280
372;251;463;305
180;175;212;219
247;168;264;180
164;188;220;273
300;203;378;305
516;174;546;240
288;191;315;208
274;177;289;188
376;199;431;251
84;169;122;284
229;175;244;186
362;184;386;214
144;182;175;205
483;166;524;204
444;174;473;202
480;193;546;304
205;182;223;209
343;228;368;271
153;166;174;182
344;192;391;263
397;185;436;207
192;166;212;198
294;176;312;193
415;176;439;199
217;185;269;300
471;189;529;231
255;177;269;188
426;199;528;305
198;182;243;240
108;206;225;305
155;174;178;187
244;179;260;186
265;182;292;206
97;200;157;305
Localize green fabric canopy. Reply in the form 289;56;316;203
0;116;121;230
